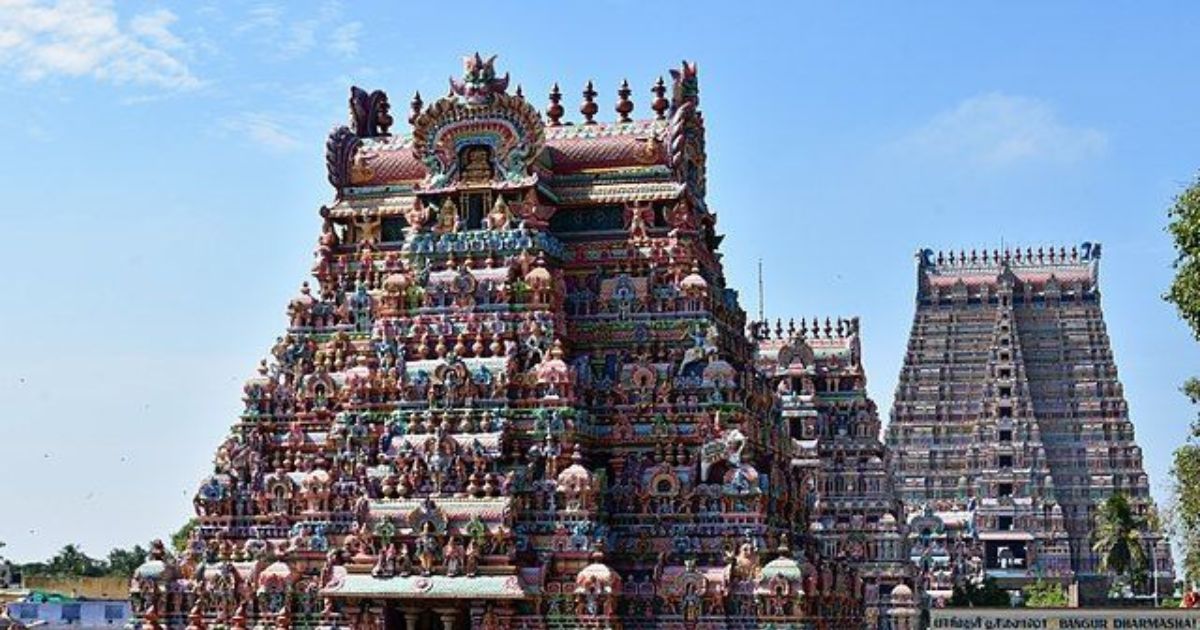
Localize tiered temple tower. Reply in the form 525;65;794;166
753;317;915;627
887;245;1173;603
129;56;885;629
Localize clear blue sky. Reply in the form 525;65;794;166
2;1;1199;562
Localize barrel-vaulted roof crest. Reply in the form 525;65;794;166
409;54;543;191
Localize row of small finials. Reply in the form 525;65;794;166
929;245;1095;267
753;317;862;340
407;77;678;126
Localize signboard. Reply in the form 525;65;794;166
930;608;1200;629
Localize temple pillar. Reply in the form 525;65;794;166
402;609;419;630
436;607;458;629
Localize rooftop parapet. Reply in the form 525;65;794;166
752;317;863;376
917;242;1100;271
749;316;861;342
915;242;1101;297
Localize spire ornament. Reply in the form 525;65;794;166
348;86;392;137
651;77;669;120
581;80;598;125
449;52;510;106
616;79;633;123
547;83;564;126
409;91;423;125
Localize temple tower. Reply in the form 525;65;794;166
130;56;865;629
887;245;1173;603
754;316;916;626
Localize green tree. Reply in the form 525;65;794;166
1171;444;1200;582
41;544;105;578
1166;177;1200;339
1093;493;1150;589
1166;177;1200;585
170;518;198;554
105;545;148;577
949;577;1011;607
1022;579;1069;608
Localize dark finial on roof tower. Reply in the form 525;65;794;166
581;80;598;125
651;76;669;120
546;83;563;126
616;79;633;123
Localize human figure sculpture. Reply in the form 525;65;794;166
465;539;480;577
417;523;438;576
488;196;511;230
443;535;464;576
438;198;460;233
398;543;413;577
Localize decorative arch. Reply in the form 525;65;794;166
411;93;544;191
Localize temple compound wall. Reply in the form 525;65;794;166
127;56;919;629
886;246;1173;605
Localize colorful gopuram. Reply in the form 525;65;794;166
887;245;1174;604
128;55;905;629
753;317;915;628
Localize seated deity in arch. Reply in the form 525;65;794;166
460;146;493;185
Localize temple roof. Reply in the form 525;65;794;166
753;317;862;377
343;116;669;188
323;55;707;216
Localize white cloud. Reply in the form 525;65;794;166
235;3;283;35
221;112;302;152
0;0;199;90
897;93;1108;167
278;18;317;59
130;8;183;51
235;2;362;61
329;21;361;59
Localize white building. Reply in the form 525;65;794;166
4;600;130;629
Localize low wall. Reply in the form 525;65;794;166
20;576;128;600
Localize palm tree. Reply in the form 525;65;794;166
1093;493;1150;592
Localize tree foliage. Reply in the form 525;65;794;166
170;518;198;554
949;577;1011;607
1172;444;1200;582
1093;493;1149;585
1166;176;1200;586
1022;579;1069;608
16;544;150;579
1167;177;1200;340
41;544;106;578
105;545;148;578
